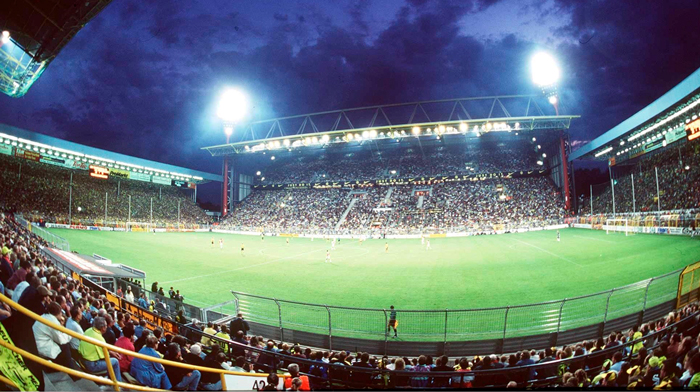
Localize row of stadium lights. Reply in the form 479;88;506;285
0;134;202;181
253;136;545;180
243;122;524;154
594;98;700;158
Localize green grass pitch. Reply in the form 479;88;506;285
48;228;700;341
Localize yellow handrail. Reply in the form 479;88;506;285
0;291;273;390
0;337;159;391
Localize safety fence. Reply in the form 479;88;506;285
15;214;71;251
222;269;681;343
3;286;697;390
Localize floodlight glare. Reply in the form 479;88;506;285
1;31;9;44
217;88;248;123
531;52;560;87
548;96;558;105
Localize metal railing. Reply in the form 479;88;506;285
0;292;275;391
15;214;70;251
226;269;682;343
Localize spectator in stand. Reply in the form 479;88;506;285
124;286;135;303
137;293;149;309
163;342;202;391
115;324;136;372
201;352;228;390
151;281;158;292
33;301;80;371
0;246;14;286
284;363;310;391
130;335;172;389
201;322;217;346
11;271;34;303
102;315;117;345
185;344;205;367
7;258;31;291
230;313;250;336
135;329;150;352
65;305;84;353
134;319;146;339
78;317;122;382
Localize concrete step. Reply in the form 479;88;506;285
44;371;103;391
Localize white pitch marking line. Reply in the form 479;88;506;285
512;237;583;267
161;247;327;284
573;235;617;244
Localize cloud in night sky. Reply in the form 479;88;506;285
0;0;699;201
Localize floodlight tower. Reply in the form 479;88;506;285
217;88;247;216
531;52;561;115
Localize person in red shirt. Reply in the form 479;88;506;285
115;324;136;372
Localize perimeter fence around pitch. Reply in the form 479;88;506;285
204;269;682;342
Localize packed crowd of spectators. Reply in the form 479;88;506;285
254;141;541;185
0;153;208;227
224;176;568;235
586;142;700;214
2;209;700;389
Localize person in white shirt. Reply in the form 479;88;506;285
125;287;135;303
65;305;84;351
33;301;80;371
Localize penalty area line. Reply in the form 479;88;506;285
512;237;583;267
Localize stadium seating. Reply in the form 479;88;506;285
3;209;699;390
225;177;568;234
586;142;700;214
0;153;208;226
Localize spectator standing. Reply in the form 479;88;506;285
230;313;250;336
163;342;202;391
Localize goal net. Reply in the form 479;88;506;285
605;218;633;236
126;222;152;232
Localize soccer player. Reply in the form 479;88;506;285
325;250;331;263
286;238;290;245
557;230;560;242
261;232;265;241
388;305;398;338
385;242;389;253
240;243;245;256
421;234;425;245
219;238;223;249
331;238;336;250
426;239;431;250
211;237;214;247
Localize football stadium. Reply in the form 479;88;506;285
1;1;700;390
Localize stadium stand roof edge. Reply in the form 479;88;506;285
0;123;222;183
569;66;700;161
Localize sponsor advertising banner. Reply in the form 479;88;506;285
666;126;687;144
223;374;285;391
39;155;68;168
72;160;89;170
130;172;151;182
14;147;40;161
0;143;12;155
109;168;130;179
152;176;171;185
172;180;188;188
89;165;109;179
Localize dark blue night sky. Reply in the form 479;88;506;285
0;0;699;202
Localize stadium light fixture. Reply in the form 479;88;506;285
548;96;558;105
686;165;691;170
531;52;560;87
542;153;547;158
271;156;275;160
1;31;9;44
256;171;261;176
217;88;247;124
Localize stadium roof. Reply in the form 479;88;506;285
202;96;579;156
0;123;222;183
0;0;113;97
569;66;700;162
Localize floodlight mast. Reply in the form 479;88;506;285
217;88;248;216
